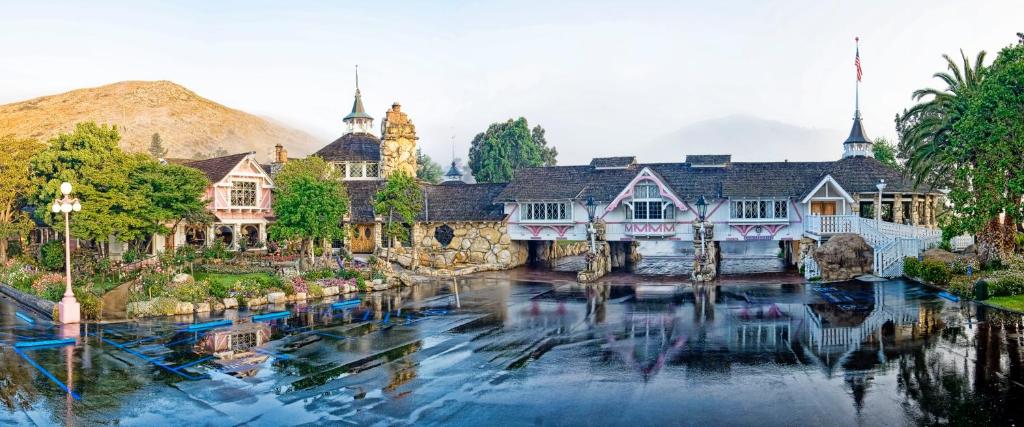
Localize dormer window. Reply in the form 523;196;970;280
626;182;675;221
231;181;257;207
334;161;381;180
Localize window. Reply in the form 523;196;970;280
629;182;674;221
730;199;789;220
522;202;570;221
349;162;364;178
365;162;379;177
231;181;257;206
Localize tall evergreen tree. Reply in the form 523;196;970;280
148;132;168;158
416;149;444;184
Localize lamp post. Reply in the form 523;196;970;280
585;196;597;254
875;179;886;222
695;195;708;222
695;195;709;265
51;182;81;324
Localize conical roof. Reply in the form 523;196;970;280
843;112;870;145
344;88;373;121
445;161;462;177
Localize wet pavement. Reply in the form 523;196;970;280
1;274;1023;426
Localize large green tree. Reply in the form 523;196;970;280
0;135;44;262
374;171;422;263
872;137;899;170
416;149;443;184
268;156;348;270
29;123;210;254
468;118;557;183
895;50;988;188
943;41;1024;259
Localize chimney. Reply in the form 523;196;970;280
274;144;288;163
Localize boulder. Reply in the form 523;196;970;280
922;248;957;264
222;298;238;309
812;234;874;281
172;273;192;284
267;292;287;304
194;302;211;313
323;286;340;296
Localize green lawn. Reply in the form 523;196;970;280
193;272;275;288
985;295;1024;312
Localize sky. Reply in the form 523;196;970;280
1;0;1021;165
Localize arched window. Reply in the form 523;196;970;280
627;181;675;221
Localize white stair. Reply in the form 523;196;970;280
803;215;941;279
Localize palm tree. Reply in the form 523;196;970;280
895;50;987;188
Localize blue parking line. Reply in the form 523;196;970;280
252;311;291;321
15;312;34;324
183;319;233;331
95;334;206;380
173;356;215;369
13;347;81;400
15;338;76;349
362;310;370;321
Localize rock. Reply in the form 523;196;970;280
222;298;238;309
212;301;225;311
246;296;268;307
172;273;192;284
267;292;287;304
323;286;339;296
497;249;512;265
470;239;490;253
962;244;978;257
194;302;211;313
499;234;511;245
295;292;307;301
372;282;390;291
812;234;874;281
922;248;957;264
126;300;151;317
174;302;194;315
479;228;500;243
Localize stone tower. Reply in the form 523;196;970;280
380;102;418;177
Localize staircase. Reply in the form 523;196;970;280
803;215;942;279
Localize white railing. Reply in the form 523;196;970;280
950;234;975;251
804;215;942;279
803;254;821;279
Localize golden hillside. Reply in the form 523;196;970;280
0;80;320;160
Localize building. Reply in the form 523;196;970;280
167;152;276;251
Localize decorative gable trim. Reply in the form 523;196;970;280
800;174;853;204
602;167;687;218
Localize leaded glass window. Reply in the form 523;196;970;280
231;181;257;206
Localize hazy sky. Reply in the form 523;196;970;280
1;1;1021;165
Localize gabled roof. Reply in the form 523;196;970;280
800;175;855;204
183;152;252;183
314;133;381;162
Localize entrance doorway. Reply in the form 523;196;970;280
810;201;837;216
350;224;375;254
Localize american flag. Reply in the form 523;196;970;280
855;37;862;82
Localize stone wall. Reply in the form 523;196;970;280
384;221;527;270
380;103;418;178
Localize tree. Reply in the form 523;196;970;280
416;149;444;184
943;41;1024;260
148;132;167;158
0;135;44;262
131;161;211;241
872;137;899;169
373;171;422;264
895;50;988;188
191;147;228;160
468;118;557;183
268;156;348;271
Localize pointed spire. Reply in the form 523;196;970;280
842;37;873;158
344;65;372;122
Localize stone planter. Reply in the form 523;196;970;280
267;292;287;304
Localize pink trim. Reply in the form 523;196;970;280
790;200;803;223
601;171;688;218
764;224;786;237
624;223;677;234
706;199;726;218
730;224;755;236
522;225;545;237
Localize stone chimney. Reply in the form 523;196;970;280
381;102;418;178
274;143;288;163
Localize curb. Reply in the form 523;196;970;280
0;284;56;319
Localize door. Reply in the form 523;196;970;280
350;224;375;253
810;201;837;216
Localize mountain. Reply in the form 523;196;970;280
0;80;320;160
644;115;847;162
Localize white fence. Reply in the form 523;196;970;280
804;215;942;279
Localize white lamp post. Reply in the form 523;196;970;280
51;182;82;324
585;196;597;254
875;179;886;222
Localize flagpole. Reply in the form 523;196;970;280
855;37;860;118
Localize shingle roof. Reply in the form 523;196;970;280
590;156;636;168
183;152;251;183
314;133;381;162
345;180;384;222
422;183;507;222
844;114;871;145
496;156;929;203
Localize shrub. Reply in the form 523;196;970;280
73;286;103;320
40;241;64;271
172;279;210;303
988;273;1024;297
356;276;368;292
301;268;337;281
231;278;271;299
308;283;325;298
920;260;952;286
209;280;231;299
32;273;64;297
290;276;308;294
139;270;173;299
122;248;140;264
903;257;921;278
371;270;386;282
947;276;974;298
202;241;230;260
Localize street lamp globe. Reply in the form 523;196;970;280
60;182;73;195
72;201;81;212
585;196;596;221
695;195;708;221
875;179;886;192
51;202;61;213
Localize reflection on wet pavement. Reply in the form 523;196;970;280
1;277;1023;426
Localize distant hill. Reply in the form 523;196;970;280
645;115;846;162
0;80;320;160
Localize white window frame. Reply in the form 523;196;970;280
729;198;789;221
626;182;675;222
519;201;572;222
230;180;258;207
